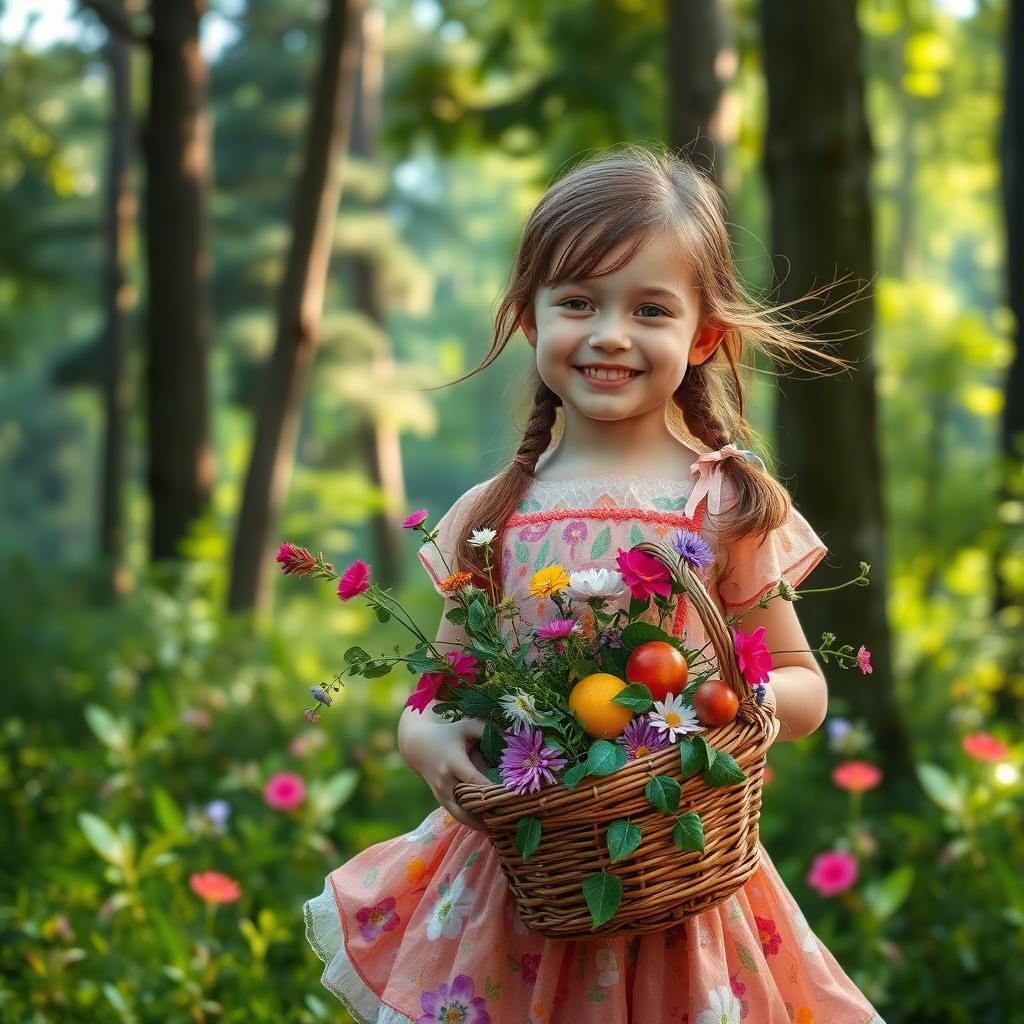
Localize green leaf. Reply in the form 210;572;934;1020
562;763;589;789
405;643;438;674
630;523;644;546
585;739;628;776
480;720;506;765
514;538;530;564
862;865;915;921
610;683;654;712
374;605;392;623
606;819;642;863
84;704;127;752
571;659;600;682
515;817;542;861
78;812;127;868
311;770;359;816
702;751;746;788
583;871;623;930
620;622;678;650
679;739;705;780
645;775;681;814
589;526;611;560
483;767;504;785
445;607;468;626
672;812;705;853
735;940;758;973
534;537;551;569
456;689;501;717
152;787;184;833
917;763;965;815
361;659;393;679
468;599;490;633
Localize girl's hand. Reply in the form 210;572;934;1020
397;706;494;831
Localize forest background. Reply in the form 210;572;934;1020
1;0;1022;1021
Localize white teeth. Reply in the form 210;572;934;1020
581;367;638;381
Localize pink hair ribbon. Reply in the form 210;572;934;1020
683;443;762;518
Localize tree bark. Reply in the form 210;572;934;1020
145;0;215;561
99;0;134;594
228;0;363;614
760;0;916;798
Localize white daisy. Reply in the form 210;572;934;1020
649;693;701;741
468;527;497;547
696;984;741;1024
565;567;627;601
425;873;474;941
499;689;544;734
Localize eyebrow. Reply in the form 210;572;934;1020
552;281;684;304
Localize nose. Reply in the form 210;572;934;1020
587;311;632;351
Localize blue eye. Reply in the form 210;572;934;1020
560;298;590;311
637;304;667;318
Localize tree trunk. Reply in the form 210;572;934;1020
760;0;917;799
350;4;406;588
99;0;134;594
145;0;214;561
666;0;735;192
228;0;363;614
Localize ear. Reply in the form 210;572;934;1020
689;321;726;366
520;305;538;349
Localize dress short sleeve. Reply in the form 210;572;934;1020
416;480;491;597
714;501;828;612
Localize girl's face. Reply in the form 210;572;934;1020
521;229;719;423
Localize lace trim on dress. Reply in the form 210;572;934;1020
525;474;696;510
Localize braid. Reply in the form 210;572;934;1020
674;367;731;451
514;379;561;473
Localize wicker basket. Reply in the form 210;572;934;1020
453;539;779;940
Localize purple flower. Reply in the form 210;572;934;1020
417;974;491;1024
310;685;332;705
499;725;567;795
536;618;581;643
672;530;714;571
617;718;668;760
599;627;623;649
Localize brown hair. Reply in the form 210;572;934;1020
436;145;862;601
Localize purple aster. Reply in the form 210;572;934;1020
416;974;490;1024
536;618;581;643
672;530;714;570
599;627;623;649
617;717;668;761
499;725;568;795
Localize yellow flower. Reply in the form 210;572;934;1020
528;565;570;597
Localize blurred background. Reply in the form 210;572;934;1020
1;0;1021;1020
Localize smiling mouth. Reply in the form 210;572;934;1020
575;367;644;381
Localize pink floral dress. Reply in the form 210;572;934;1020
304;474;887;1024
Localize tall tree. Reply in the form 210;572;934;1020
760;0;916;795
228;0;363;614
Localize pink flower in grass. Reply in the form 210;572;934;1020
337;560;371;600
962;732;1009;763
263;771;306;809
355;896;400;941
831;760;882;792
615;547;673;600
275;542;323;576
856;645;873;674
806;850;858;897
732;626;772;687
402;508;429;529
189;871;242;904
536;618;582;642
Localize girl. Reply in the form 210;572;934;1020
304;147;886;1024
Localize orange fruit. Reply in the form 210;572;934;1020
692;679;739;727
568;673;633;739
625;641;689;703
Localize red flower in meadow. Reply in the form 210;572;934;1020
402;508;429;529
189;871;242;904
962;732;1009;763
806;850;858;897
831;760;883;792
275;542;320;576
337;560;371;600
615;547;672;600
263;771;306;809
732;626;772;687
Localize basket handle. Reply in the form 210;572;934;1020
630;540;748;704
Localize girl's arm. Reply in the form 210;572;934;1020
397;595;493;830
731;595;828;743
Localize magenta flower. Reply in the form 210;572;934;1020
617;717;668;761
402;508;429;529
732;625;772;687
444;650;479;681
405;671;446;714
263;771;306;809
962;732;1009;762
275;541;322;576
615;547;672;600
536;618;582;642
856;645;873;674
806;850;859;897
355;896;400;942
337;560;371;600
189;871;242;904
499;725;567;795
416;975;491;1024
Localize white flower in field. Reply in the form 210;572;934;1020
468;527;497;547
499;689;544;734
649;693;701;742
565;568;626;601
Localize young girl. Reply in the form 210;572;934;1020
304;147;887;1024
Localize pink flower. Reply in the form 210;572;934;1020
732;626;772;687
402;508;429;529
755;913;781;956
519;952;542;983
831;760;883;792
189;871;242;904
355;896;400;941
806;850;858;896
536;618;582;642
337;560;370;600
263;771;306;809
406;671;446;713
275;542;322;576
615;547;672;600
444;651;479;681
962;732;1009;763
856;645;873;674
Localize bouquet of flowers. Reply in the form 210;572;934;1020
277;506;872;936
